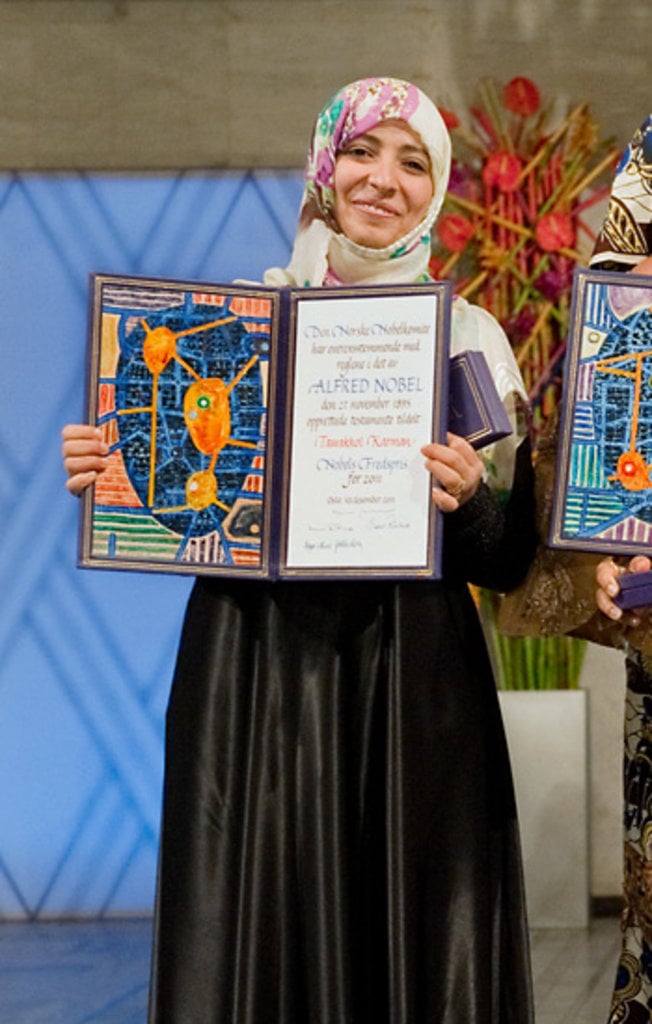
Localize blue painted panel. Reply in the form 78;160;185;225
0;170;303;917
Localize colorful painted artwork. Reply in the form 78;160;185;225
80;275;277;576
551;268;652;554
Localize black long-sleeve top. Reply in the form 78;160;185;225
443;436;537;593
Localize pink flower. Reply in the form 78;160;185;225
448;160;475;199
535;212;575;252
502;77;541;117
482;151;522;192
437;213;475;252
535;267;573;302
503;308;538;344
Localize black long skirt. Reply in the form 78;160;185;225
149;575;533;1024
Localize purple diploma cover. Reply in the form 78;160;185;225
79;274;453;581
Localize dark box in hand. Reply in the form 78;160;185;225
614;570;652;610
448;349;512;450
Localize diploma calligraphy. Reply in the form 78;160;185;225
285;292;441;571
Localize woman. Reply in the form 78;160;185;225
502;112;652;1024
591;114;652;1024
63;78;536;1024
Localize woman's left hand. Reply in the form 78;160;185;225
421;432;483;512
596;554;652;624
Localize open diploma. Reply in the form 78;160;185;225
80;275;449;581
282;290;445;575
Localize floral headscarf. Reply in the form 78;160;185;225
264;77;452;288
590;113;652;269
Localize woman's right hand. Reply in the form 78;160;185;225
61;423;109;496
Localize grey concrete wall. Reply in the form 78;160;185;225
0;0;649;170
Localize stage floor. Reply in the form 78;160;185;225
0;915;621;1023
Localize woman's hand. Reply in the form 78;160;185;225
421;432;483;512
61;423;108;496
595;554;652;623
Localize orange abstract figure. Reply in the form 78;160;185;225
176;358;260;513
142;324;177;374
611;450;652;491
186;470;218;511
185;379;231;455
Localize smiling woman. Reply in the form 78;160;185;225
332;121;434;249
263;77;453;290
62;76;537;1024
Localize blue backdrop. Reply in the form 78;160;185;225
0;170;303;917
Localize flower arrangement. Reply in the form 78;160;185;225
433;77;621;689
432;76;620;436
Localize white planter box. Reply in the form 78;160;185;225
498;689;589;928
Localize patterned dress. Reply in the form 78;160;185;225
608;654;652;1023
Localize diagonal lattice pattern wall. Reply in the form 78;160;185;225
0;170;303;918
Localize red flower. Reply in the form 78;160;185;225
428;256;446;279
437;213;475;252
471;106;498;145
439;107;460;131
482;151;522;192
535;212;575;252
502;77;541;117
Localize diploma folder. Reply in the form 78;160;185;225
549;267;652;557
78;273;503;581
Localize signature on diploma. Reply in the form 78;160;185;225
306;508;410;535
359;509;410;532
